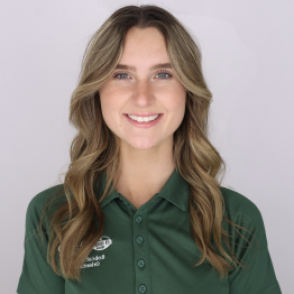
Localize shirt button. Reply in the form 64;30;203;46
136;236;144;244
135;216;143;223
138;284;147;293
137;259;145;268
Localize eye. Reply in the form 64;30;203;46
113;72;130;80
155;70;172;80
113;70;173;80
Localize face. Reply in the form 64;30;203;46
99;26;186;151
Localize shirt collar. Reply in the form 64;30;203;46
94;166;190;211
157;167;190;211
95;173;120;208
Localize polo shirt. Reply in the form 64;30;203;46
17;167;282;294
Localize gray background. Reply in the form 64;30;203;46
0;0;292;293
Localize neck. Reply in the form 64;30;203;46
116;137;175;207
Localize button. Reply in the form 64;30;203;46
122;201;128;205
137;259;145;268
136;236;144;244
136;216;143;223
138;284;147;293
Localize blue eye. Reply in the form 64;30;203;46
113;71;172;80
156;72;171;79
115;73;130;80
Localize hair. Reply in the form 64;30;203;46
40;4;258;281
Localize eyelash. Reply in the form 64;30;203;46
113;70;172;80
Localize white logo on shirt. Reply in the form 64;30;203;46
81;236;112;268
57;235;112;252
57;236;112;269
81;254;105;268
92;235;112;251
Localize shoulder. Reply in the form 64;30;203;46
26;184;66;224
220;186;270;249
220;186;262;224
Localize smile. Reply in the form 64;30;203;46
123;113;163;128
127;114;159;122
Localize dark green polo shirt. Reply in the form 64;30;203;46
17;168;282;294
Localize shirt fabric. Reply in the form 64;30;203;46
17;167;282;294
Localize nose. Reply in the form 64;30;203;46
133;79;154;106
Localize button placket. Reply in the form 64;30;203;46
136;236;144;245
137;259;145;268
133;207;151;293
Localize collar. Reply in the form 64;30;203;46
94;167;190;211
94;173;120;208
157;166;190;211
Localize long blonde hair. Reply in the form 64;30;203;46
41;5;256;281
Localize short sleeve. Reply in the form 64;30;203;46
17;189;65;294
228;207;282;294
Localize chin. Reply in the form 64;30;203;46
125;138;160;150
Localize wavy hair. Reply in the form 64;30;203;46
41;5;256;281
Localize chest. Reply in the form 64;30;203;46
64;203;230;294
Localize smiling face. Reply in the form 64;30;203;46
99;26;186;151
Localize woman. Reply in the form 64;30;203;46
17;5;282;294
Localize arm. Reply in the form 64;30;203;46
17;188;65;294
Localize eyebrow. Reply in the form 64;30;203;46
115;63;173;71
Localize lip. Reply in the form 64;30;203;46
124;113;164;128
124;112;162;117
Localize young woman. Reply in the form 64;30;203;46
17;5;282;294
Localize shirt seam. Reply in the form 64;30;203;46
260;283;280;294
18;277;49;294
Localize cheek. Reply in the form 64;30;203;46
164;86;186;127
101;81;133;110
163;85;186;110
99;87;128;132
100;86;124;116
99;92;116;127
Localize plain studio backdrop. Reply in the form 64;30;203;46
0;0;293;293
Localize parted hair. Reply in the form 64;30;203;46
40;4;256;281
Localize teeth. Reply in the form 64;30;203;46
127;114;159;122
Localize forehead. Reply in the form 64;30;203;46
120;27;169;63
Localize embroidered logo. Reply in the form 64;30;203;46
58;235;113;252
58;236;112;269
92;235;112;251
81;254;105;268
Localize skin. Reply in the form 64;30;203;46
99;26;186;209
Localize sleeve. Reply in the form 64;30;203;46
228;208;282;294
17;193;65;294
